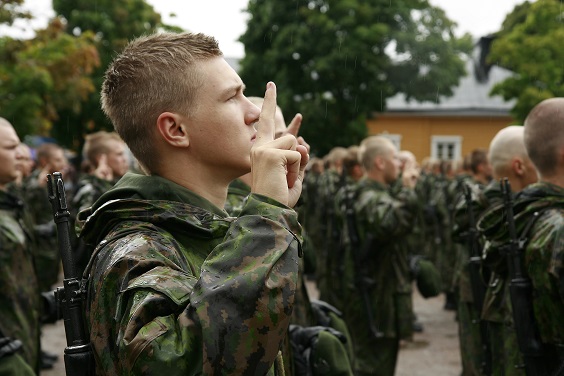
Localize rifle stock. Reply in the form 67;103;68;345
47;172;95;376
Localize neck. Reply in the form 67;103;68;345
238;173;252;187
366;170;386;185
540;170;564;189
155;161;241;210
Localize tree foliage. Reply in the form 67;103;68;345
239;0;472;156
0;18;99;140
489;0;564;122
0;0;31;25
51;0;176;148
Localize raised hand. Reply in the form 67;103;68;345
93;154;113;181
251;82;309;207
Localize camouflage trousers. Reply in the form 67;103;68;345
457;301;484;376
0;353;35;376
487;321;526;376
353;337;399;376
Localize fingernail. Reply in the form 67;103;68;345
267;82;274;90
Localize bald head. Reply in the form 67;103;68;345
489;126;529;176
524;97;564;177
0;117;13;128
358;136;396;171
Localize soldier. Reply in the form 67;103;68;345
0;118;41;374
479;100;564;375
477;125;538;375
73;131;130;213
314;146;349;305
77;32;308;375
343;136;418;376
24;142;69;292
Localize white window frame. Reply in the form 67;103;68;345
431;135;462;160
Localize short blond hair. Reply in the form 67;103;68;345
524;97;564;176
101;32;222;172
358;136;395;171
82;131;124;165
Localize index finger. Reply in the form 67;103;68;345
254;82;277;146
285;113;302;138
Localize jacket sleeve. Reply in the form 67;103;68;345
88;194;301;375
357;188;417;241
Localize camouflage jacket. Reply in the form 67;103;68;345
72;173;115;214
349;177;417;339
0;189;40;372
224;178;251;217
78;173;302;375
479;181;564;345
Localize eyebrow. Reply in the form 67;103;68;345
221;83;246;98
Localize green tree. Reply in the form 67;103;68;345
0;18;99;139
239;0;472;156
0;0;31;25
489;0;564;122
52;0;181;148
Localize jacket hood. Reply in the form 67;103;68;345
478;181;564;241
78;172;230;246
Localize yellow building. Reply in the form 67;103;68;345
367;57;516;163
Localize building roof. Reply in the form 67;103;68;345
382;57;516;117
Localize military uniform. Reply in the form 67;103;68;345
478;184;526;376
78;172;302;375
72;173;115;214
0;189;41;373
480;181;564;374
23;170;61;292
225;177;355;376
343;177;416;376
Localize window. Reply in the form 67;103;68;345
431;136;462;160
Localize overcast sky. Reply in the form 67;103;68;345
3;0;526;57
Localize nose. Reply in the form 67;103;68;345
244;97;261;126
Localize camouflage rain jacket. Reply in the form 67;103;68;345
0;189;40;372
73;173;115;214
478;181;564;348
78;172;302;375
344;178;417;336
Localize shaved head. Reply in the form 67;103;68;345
524;97;564;177
488;126;529;176
358;136;396;171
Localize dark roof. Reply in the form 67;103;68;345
382;57;516;117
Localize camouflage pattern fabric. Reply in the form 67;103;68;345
310;169;341;302
479;181;564;373
72;173;115;214
343;177;416;375
225;176;354;375
21;170;61;292
79;172;302;375
0;190;41;373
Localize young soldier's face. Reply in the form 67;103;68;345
105;139;130;178
183;57;261;179
0;126;22;188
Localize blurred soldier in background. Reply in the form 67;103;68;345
0;118;41;374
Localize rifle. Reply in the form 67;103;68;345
501;178;550;376
342;180;383;340
47;172;95;376
462;184;492;376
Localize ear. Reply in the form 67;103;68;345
511;157;525;176
156;112;190;147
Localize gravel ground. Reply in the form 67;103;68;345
42;280;462;375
